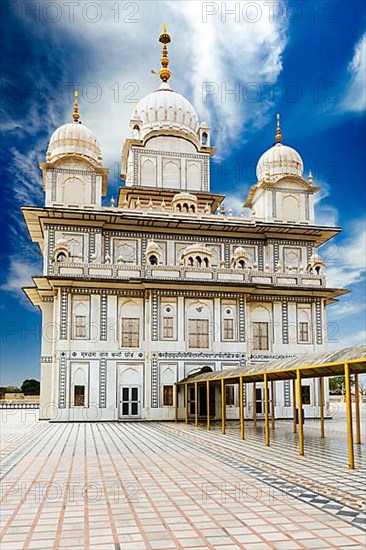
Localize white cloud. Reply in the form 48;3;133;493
43;0;288;165
341;32;366;113
328;330;366;351
323;217;366;288
1;257;41;311
328;300;366;320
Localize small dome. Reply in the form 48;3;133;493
256;142;304;181
132;82;199;139
47;121;102;165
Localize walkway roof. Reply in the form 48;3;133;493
178;345;366;384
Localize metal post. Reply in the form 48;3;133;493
184;384;188;424
355;373;361;445
345;363;354;469
253;382;257;426
319;377;325;438
271;380;275;430
292;378;297;433
221;379;226;434
296;369;304;456
239;376;245;440
194;382;198;427
206;380;210;431
264;374;269;446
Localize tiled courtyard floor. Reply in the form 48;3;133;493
0;407;365;549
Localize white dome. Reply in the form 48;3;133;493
47;121;102;165
132;82;199;139
256;142;304;181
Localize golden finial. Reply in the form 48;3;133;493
276;112;282;143
158;23;171;82
72;90;80;122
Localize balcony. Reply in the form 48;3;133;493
51;263;326;288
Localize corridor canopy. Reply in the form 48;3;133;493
177;344;366;470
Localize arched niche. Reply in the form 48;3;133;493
63;176;85;206
141;158;157;187
282;194;300;222
163;161;180;188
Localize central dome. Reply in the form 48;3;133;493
132;82;199;139
256;142;304;182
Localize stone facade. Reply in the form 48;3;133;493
23;30;345;422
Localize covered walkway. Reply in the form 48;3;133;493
176;345;366;469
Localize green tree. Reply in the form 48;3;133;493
329;376;354;396
20;379;40;395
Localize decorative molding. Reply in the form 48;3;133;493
282;302;289;344
273;242;279;270
158;351;246;360
41;356;52;363
141;236;147;266
239;296;245;342
249;295;316;303
89;232;96;262
224;243;230;268
68;288;144;297
104;233;110;257
272;189;277;218
315;299;323;345
305;194;310;221
151;356;158;408
284;380;291;407
258;244;264;271
99;358;107;408
58;354;67;408
307;245;313;262
152;293;159;341
60;289;68;340
51;171;57;201
48;228;55;275
100;294;107;341
91;173;97;204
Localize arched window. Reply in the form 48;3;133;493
183;203;189;213
237;260;245;269
196;256;202;267
314;265;321;275
149;255;158;266
188;257;194;267
190;204;196;213
202;132;208;145
56;252;67;263
203;257;209;268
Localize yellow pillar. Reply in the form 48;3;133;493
253;382;257;426
239;376;245;440
355;373;361;445
345;363;354;469
206;380;210;431
221;379;226;434
271;380;275;430
292;378;297;433
319;377;325;438
175;384;178;422
264;374;269;446
184;384;188;424
194;382;198;427
296;369;304;456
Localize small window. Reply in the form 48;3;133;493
149;255;158;266
237;260;245;269
299;322;309;343
253;322;269;351
225;385;235;406
163;385;174;406
121;318;140;348
74;385;85;407
56;252;67;263
223;318;235;341
301;385;311;405
74;315;87;339
202;132;208;145
188;319;209;349
162;317;174;340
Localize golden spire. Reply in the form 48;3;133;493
158;22;172;82
275;112;282;143
72;90;80;122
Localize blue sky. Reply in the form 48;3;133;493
1;0;365;386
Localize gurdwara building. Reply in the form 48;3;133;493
23;26;346;421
